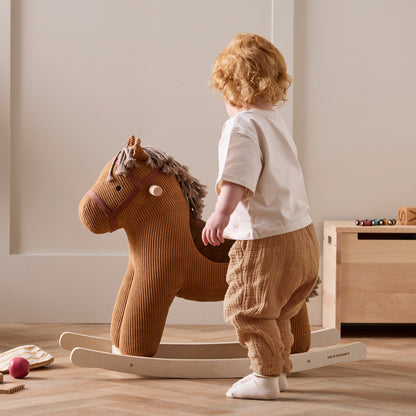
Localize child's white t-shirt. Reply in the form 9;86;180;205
216;108;312;240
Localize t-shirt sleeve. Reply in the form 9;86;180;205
216;128;262;200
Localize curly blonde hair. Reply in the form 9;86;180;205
211;33;292;108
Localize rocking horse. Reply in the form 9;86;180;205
60;136;366;378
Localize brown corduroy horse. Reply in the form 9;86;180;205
78;136;315;357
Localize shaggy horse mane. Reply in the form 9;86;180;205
108;144;207;219
142;146;207;219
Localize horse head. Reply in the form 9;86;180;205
79;136;183;234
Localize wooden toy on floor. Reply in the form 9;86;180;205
0;345;54;373
9;357;30;378
0;382;25;394
61;136;366;378
0;373;25;394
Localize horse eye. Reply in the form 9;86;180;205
116;186;122;191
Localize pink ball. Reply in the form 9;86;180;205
9;357;30;378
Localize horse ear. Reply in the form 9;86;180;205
126;135;136;148
133;137;148;161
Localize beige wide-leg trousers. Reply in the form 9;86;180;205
224;224;320;376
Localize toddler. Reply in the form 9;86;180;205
202;33;320;400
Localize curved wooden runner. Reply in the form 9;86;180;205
60;330;366;379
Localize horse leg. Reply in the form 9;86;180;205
117;274;177;357
110;263;134;350
289;302;311;354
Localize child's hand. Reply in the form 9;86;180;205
202;211;230;246
202;181;245;246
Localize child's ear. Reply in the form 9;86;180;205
126;135;136;148
133;137;147;161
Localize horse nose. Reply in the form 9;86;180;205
79;193;111;234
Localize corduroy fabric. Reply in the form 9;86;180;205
109;201;232;355
289;301;311;353
224;224;320;376
79;141;318;358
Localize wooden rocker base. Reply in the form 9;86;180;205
59;329;366;379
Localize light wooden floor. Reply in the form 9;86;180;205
0;324;415;416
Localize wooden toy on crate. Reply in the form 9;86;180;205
60;136;366;378
398;207;416;225
355;218;396;226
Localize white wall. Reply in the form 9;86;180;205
293;0;416;244
2;0;301;324
3;0;414;326
8;0;271;255
291;0;416;326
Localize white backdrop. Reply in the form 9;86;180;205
293;0;416;242
1;0;321;324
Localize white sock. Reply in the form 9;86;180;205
278;373;288;392
226;373;280;400
230;373;288;392
112;345;121;355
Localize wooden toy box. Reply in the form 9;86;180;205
323;221;416;331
